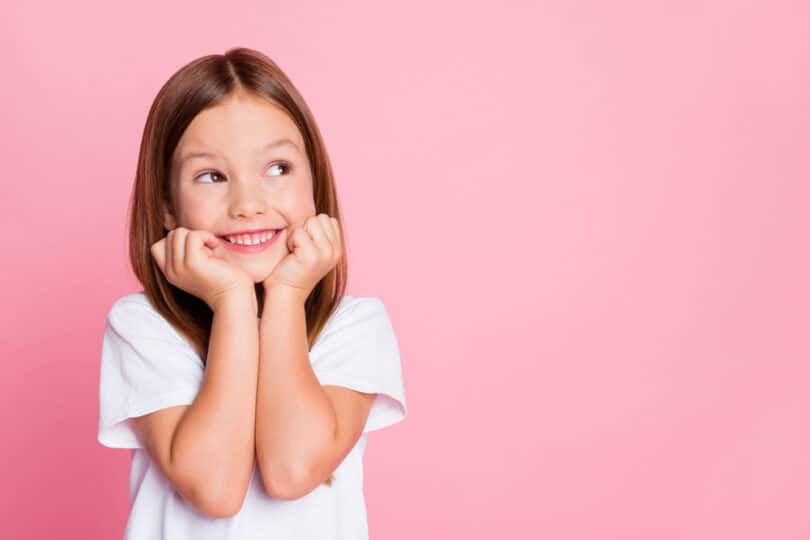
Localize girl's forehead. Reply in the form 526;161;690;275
177;101;305;155
188;98;299;136
175;137;305;168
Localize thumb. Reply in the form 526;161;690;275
202;231;220;256
150;238;166;270
287;226;301;253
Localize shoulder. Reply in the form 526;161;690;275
329;295;390;326
314;295;394;346
105;291;185;344
106;291;158;323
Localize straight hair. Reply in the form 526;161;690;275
126;47;348;487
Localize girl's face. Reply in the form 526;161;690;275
165;91;316;284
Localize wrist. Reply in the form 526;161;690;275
208;287;257;314
262;283;310;306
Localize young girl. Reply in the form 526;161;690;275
97;47;407;540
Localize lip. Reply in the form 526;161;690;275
218;228;284;254
220;227;279;236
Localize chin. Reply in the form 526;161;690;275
226;253;281;285
242;265;276;285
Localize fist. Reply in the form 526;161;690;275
262;214;343;298
151;227;255;311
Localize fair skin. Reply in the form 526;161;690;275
141;90;376;509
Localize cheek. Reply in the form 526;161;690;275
294;183;317;213
178;196;217;229
276;186;316;220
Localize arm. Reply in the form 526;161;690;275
132;291;259;517
255;216;378;498
255;285;338;499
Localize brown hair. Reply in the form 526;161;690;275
127;47;347;487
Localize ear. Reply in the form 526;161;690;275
162;202;177;230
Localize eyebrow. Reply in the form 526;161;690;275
178;138;302;165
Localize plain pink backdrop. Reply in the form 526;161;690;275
2;1;808;538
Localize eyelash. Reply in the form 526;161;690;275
194;161;292;183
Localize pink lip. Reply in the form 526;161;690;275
220;227;278;236
219;228;284;254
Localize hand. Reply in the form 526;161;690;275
151;227;256;311
262;214;343;299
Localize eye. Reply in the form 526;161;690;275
194;170;225;183
267;161;291;177
192;161;291;183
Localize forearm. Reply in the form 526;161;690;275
256;286;336;495
172;292;259;509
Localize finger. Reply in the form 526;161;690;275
185;229;200;268
202;230;220;250
150;238;166;271
187;230;219;266
308;215;334;256
327;215;341;246
287;225;304;251
329;217;342;256
172;227;187;272
289;226;316;259
286;225;297;252
316;214;337;246
202;230;220;257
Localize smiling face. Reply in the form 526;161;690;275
165;90;316;283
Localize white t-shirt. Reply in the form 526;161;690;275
97;291;407;540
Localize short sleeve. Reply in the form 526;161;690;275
97;297;205;449
309;297;407;434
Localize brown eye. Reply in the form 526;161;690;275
267;161;291;176
195;171;225;183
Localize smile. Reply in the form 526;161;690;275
219;229;283;253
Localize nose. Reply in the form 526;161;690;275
228;177;267;219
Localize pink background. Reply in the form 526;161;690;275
2;1;809;538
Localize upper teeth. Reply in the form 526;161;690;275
225;231;275;245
